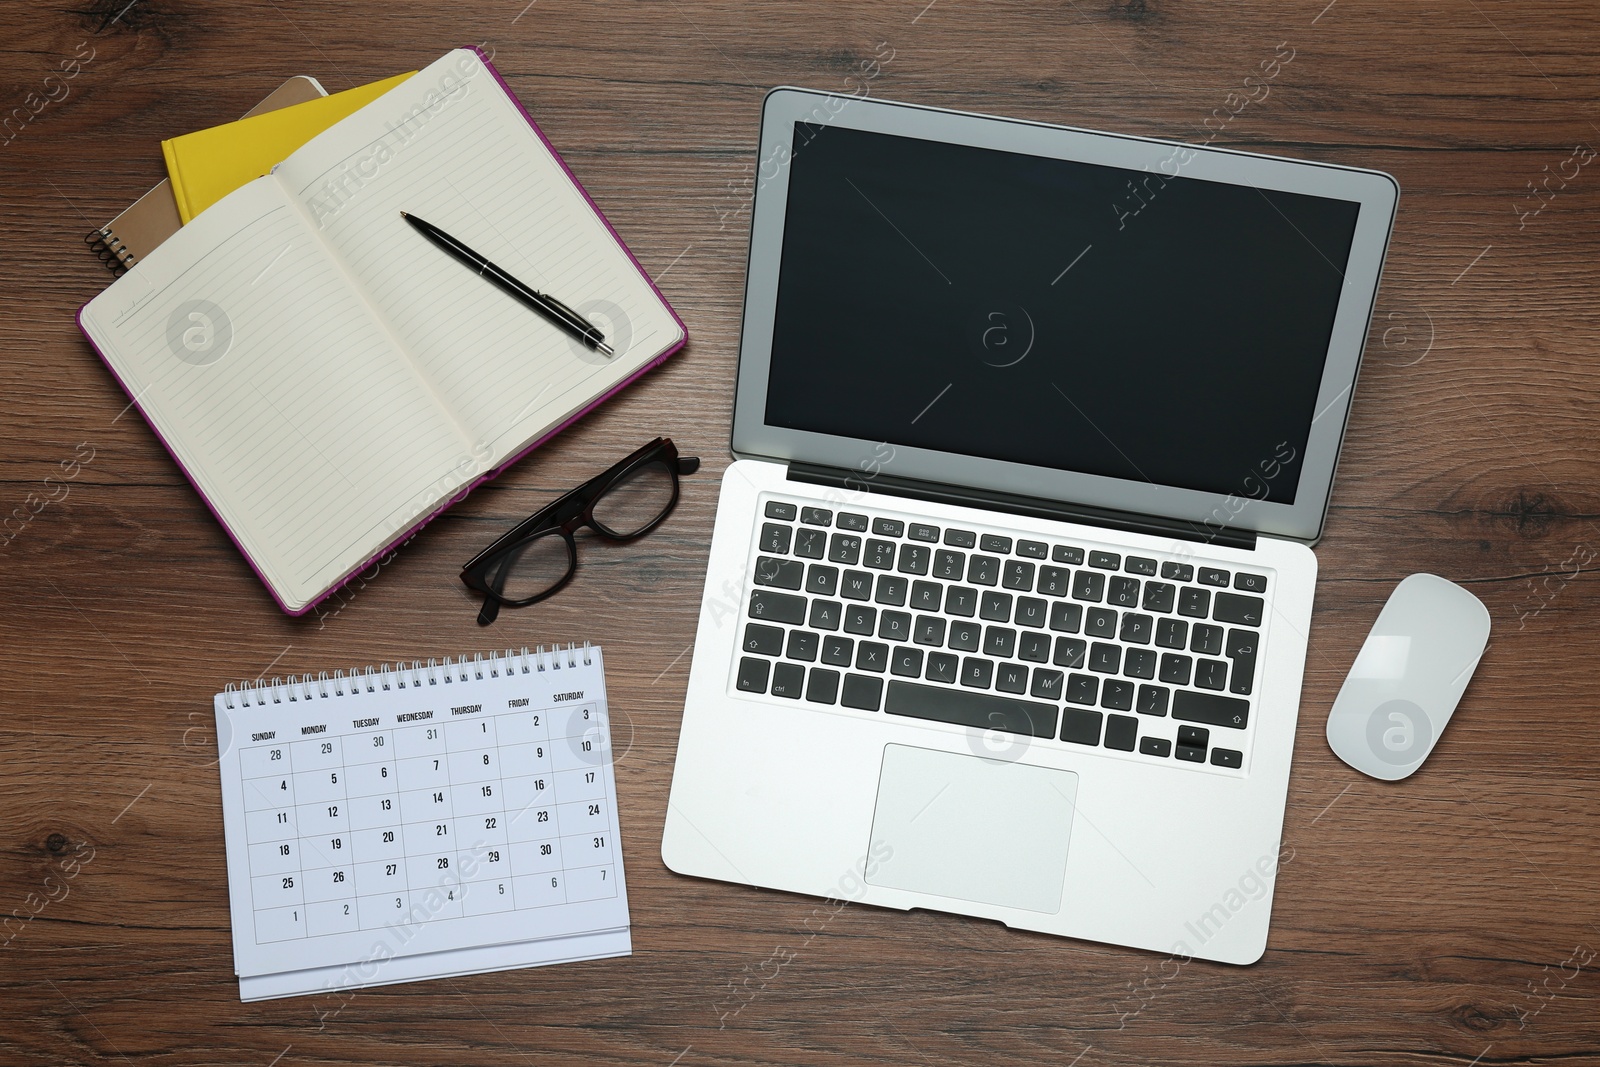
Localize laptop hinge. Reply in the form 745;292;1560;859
786;463;1258;551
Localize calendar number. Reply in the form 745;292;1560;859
540;844;551;856
332;871;345;883
435;824;448;836
372;735;384;747
536;746;543;758
320;742;332;754
327;805;338;817
381;798;391;810
484;817;496;829
580;739;592;752
498;884;505;895
593;836;604;849
270;749;282;760
380;766;388;777
433;791;444;803
282;877;294;889
279;844;290;856
344;904;351;915
437;857;449;869
330;837;342;850
532;715;540;726
536;811;549;823
481;785;493;797
487;850;500;862
382;831;394;843
482;754;490;764
427;728;438;740
277;812;287;823
330;772;338;784
585;772;595;784
386;864;397;876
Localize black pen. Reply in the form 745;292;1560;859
400;212;614;356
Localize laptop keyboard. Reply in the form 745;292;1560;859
731;496;1272;774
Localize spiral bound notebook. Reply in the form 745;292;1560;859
78;47;687;615
214;644;630;1001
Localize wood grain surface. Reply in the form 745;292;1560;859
3;0;1599;1064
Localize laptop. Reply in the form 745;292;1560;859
663;89;1397;964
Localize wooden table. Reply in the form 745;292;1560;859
4;0;1599;1063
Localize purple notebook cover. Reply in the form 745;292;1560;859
76;47;688;616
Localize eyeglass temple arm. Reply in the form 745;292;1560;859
677;456;701;475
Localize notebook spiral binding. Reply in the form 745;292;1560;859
221;642;593;710
84;227;135;276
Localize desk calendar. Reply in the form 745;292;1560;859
214;645;630;1001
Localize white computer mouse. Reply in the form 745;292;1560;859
1326;573;1490;781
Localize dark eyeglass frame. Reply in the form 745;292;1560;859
461;437;699;626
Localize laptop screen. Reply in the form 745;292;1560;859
764;122;1362;505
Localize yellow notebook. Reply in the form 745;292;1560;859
163;71;415;223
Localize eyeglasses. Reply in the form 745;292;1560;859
461;437;700;625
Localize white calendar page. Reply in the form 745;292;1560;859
214;648;629;992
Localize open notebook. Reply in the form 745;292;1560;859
78;48;686;614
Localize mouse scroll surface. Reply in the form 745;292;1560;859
1326;573;1490;781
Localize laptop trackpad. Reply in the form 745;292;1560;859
865;744;1078;915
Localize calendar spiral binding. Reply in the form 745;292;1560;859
221;642;593;709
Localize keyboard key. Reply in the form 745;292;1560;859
873;517;905;537
1089;551;1121;570
744;623;784;656
1053;545;1086;565
1234;572;1268;593
749;590;806;625
982;626;1016;658
1037;566;1071;597
914;616;947;646
821;635;854;666
898;545;931;575
1140;736;1172;758
967;555;1000;586
809;599;841;631
754;557;804;589
1136;684;1170;716
1123;649;1157;679
841;570;873;601
1178;587;1210;618
996;662;1028;694
1198;567;1230;587
910;580;942;611
1108;576;1141;607
844;604;876;635
760;523;792;554
770;662;805;699
1173;690;1250;729
1191;624;1223;656
1195;659;1228;690
1089;642;1121;673
1119;613;1153;645
1015;597;1047;628
1211;747;1244;768
1050;602;1083;633
842;673;883;710
925;652;959;684
1175;744;1206;763
980;534;1012;553
948;620;981;652
980;591;1013;622
1125;556;1157;576
1178;725;1209;748
878;611;912;642
806;667;840;704
875;575;908;606
787;630;819;662
864;539;896;570
737;657;770;693
1142;582;1176;613
1002;560;1035;591
1226;628;1258;696
1213;592;1264;627
1161;561;1194;581
794;528;827;559
800;506;833;526
1018;632;1052;663
908;523;939;542
943;528;976;548
885;680;1057;737
1031;668;1064;699
1104;714;1138;751
1085;608;1118;639
891;646;923;677
1017;539;1048;559
1156;618;1188;649
1101;680;1134;711
838;512;869;532
961;654;994;688
856;642;889;673
766;501;798;521
828;533;862;565
1054;636;1087;668
1066;673;1099;705
1061;707;1102;745
1072;571;1105;602
933;549;966;579
1159;653;1192;685
945;587;978;617
805;564;839;596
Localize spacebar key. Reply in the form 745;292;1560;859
885;680;1058;738
1173;690;1250;729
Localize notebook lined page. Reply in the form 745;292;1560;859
80;178;474;610
274;49;682;465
